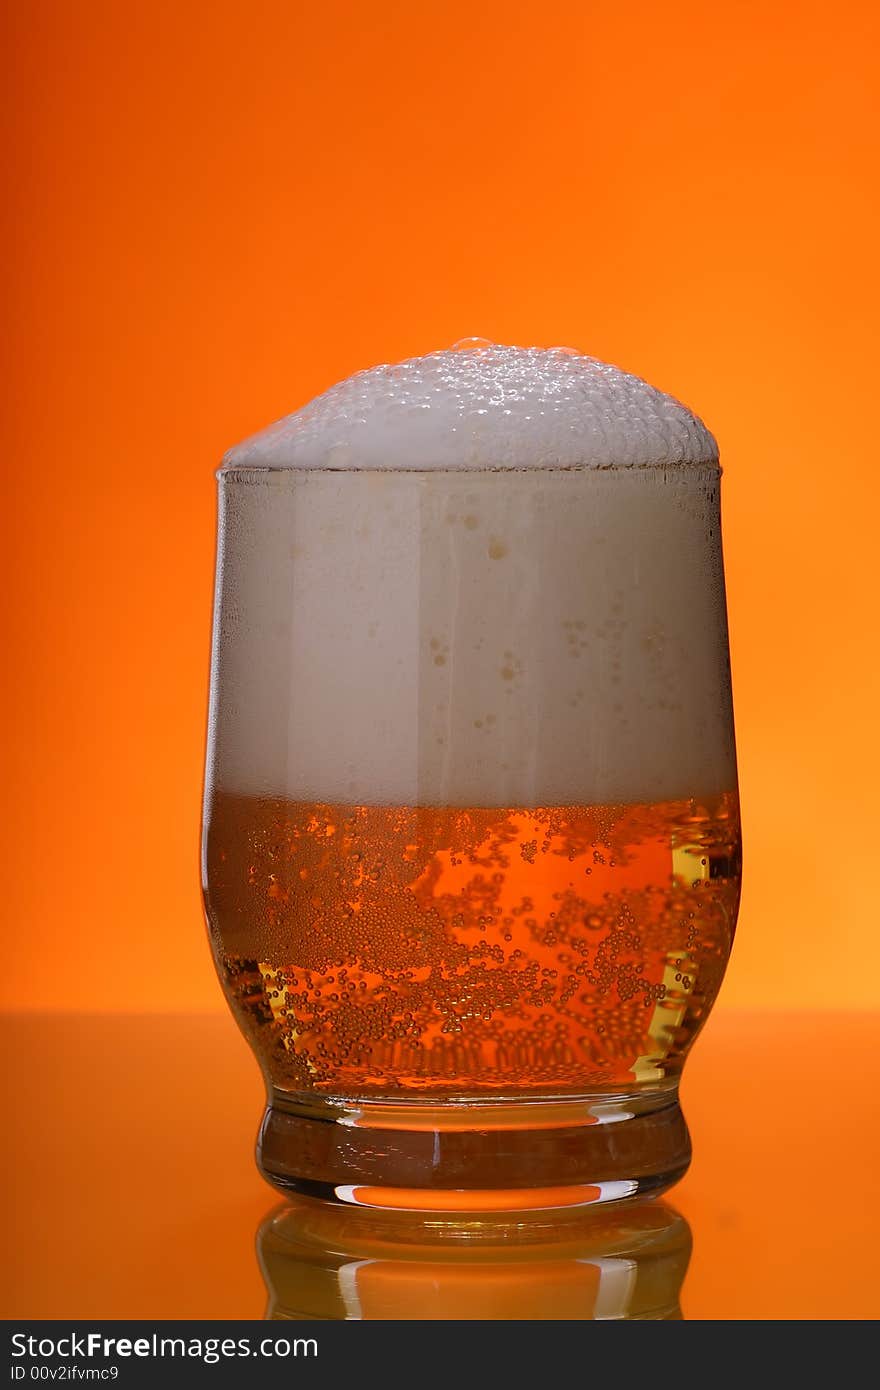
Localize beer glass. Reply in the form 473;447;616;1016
202;344;741;1210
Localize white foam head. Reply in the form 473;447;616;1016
208;344;735;807
222;342;717;473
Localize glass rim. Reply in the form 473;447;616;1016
216;460;723;482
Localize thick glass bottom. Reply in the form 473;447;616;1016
257;1087;690;1211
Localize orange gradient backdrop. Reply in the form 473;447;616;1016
3;0;878;1012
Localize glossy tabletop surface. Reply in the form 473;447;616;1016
3;1010;878;1320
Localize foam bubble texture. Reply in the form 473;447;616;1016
222;343;718;473
206;467;737;806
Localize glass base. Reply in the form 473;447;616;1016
257;1088;690;1211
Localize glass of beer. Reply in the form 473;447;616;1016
202;343;741;1211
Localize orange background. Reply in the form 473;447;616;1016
3;0;879;1013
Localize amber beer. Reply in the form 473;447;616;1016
203;343;741;1206
206;793;739;1094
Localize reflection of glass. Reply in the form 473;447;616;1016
258;1197;691;1320
203;345;741;1207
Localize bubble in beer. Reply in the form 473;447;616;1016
451;336;495;352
